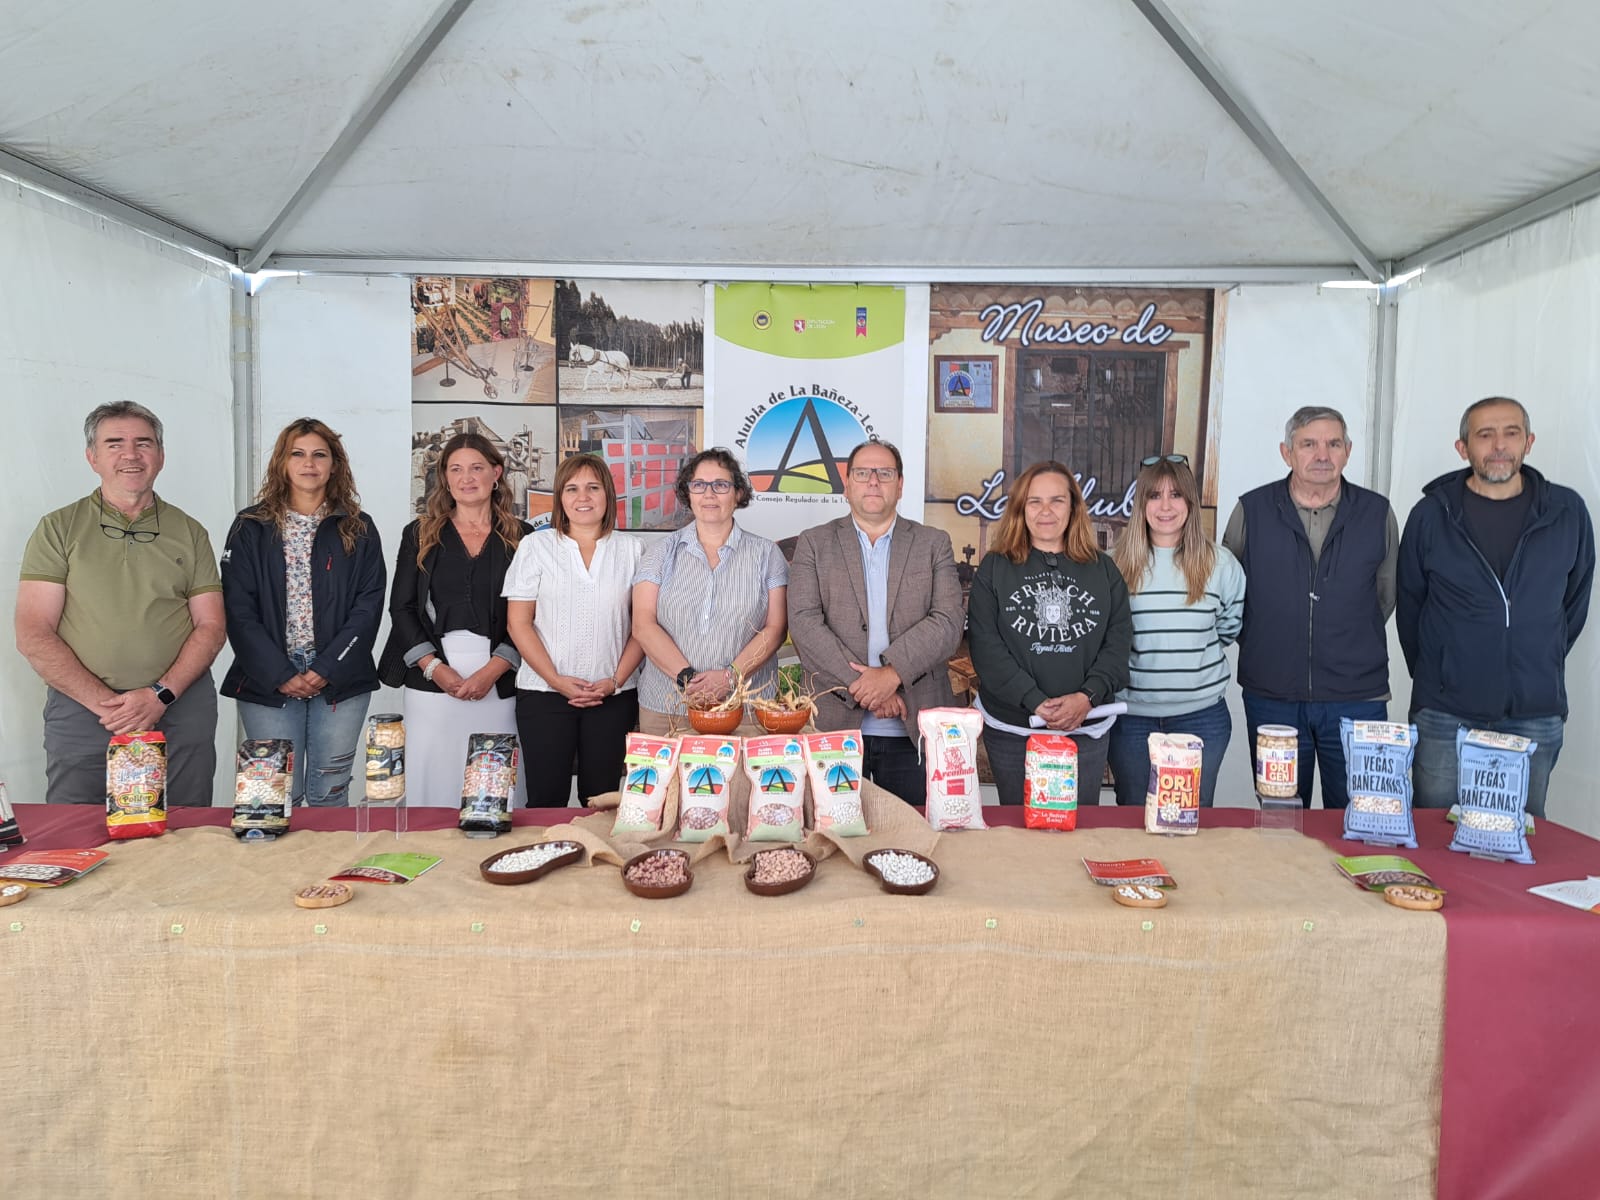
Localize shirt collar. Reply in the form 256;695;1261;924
676;522;742;555
852;518;895;549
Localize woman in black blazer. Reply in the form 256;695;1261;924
378;432;533;805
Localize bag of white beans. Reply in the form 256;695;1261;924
1145;733;1201;835
613;734;680;836
802;730;868;836
232;739;294;840
742;734;805;842
1340;719;1418;848
1447;728;1536;864
919;707;987;831
676;735;738;842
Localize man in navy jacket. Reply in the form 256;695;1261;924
1398;397;1594;818
1224;406;1399;809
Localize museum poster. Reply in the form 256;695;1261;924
923;285;1219;593
710;283;907;544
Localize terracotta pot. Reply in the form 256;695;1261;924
687;705;744;734
755;707;809;734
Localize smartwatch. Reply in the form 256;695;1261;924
675;666;696;690
149;682;176;706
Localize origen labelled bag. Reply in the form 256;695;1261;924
1145;733;1201;835
613;734;680;836
1340;719;1418;848
803;730;868;837
106;731;168;839
920;708;987;831
1448;728;1537;865
742;734;805;842
677;735;738;842
459;733;519;836
232;739;294;840
1024;734;1078;831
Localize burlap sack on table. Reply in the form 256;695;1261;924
802;776;941;866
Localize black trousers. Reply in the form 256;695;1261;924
515;687;639;807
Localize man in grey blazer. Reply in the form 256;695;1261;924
788;439;965;804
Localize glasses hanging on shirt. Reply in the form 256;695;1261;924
97;493;162;543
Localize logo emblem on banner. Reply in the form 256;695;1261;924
753;310;771;330
856;306;868;338
793;319;807;333
744;396;867;494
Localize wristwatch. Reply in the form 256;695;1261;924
149;682;176;706
675;666;696;689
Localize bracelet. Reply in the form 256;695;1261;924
422;658;441;683
675;666;696;689
611;676;626;692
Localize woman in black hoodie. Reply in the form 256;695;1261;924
221;418;386;806
968;461;1132;806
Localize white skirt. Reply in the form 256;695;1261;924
401;631;527;808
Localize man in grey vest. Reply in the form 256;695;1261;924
1223;406;1398;809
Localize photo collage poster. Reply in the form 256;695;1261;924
410;276;704;532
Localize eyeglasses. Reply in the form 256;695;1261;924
97;495;161;543
1140;453;1189;468
849;467;899;483
687;479;735;495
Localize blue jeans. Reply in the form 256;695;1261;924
1107;698;1232;807
1242;695;1388;810
985;725;1112;807
1411;707;1566;819
238;655;371;807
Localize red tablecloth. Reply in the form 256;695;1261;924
9;800;1599;1200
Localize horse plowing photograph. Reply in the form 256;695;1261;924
554;278;704;409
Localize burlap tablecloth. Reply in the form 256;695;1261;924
4;818;1443;1198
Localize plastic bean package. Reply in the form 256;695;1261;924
458;733;519;836
802;730;868;836
613;734;680;836
742;734;806;841
1340;719;1418;848
676;735;738;842
919;707;987;831
106;731;168;839
232;739;294;840
1448;728;1537;864
1023;733;1079;831
1144;733;1201;835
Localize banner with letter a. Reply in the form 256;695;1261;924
710;283;906;544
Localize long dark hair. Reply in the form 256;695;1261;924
416;433;524;566
248;418;367;553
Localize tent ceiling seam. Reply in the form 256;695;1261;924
0;145;234;265
236;0;478;274
1127;0;1384;283
1397;164;1600;275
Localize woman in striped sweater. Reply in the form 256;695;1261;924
1107;456;1245;807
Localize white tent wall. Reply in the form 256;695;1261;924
0;184;234;804
1392;196;1600;837
1210;284;1379;807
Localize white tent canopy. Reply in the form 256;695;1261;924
4;0;1600;278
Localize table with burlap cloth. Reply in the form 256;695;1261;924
5;794;1441;1199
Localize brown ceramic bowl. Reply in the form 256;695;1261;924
688;706;744;735
479;840;584;885
754;707;809;734
744;848;817;896
862;848;940;896
622;848;694;898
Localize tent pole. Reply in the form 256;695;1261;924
1128;0;1384;283
238;0;478;273
1368;275;1400;498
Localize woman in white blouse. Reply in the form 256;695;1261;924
504;453;645;806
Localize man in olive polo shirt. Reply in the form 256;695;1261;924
15;402;227;806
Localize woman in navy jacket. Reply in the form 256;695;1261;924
221;418;386;806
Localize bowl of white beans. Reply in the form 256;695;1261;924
862;849;940;895
479;840;585;885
